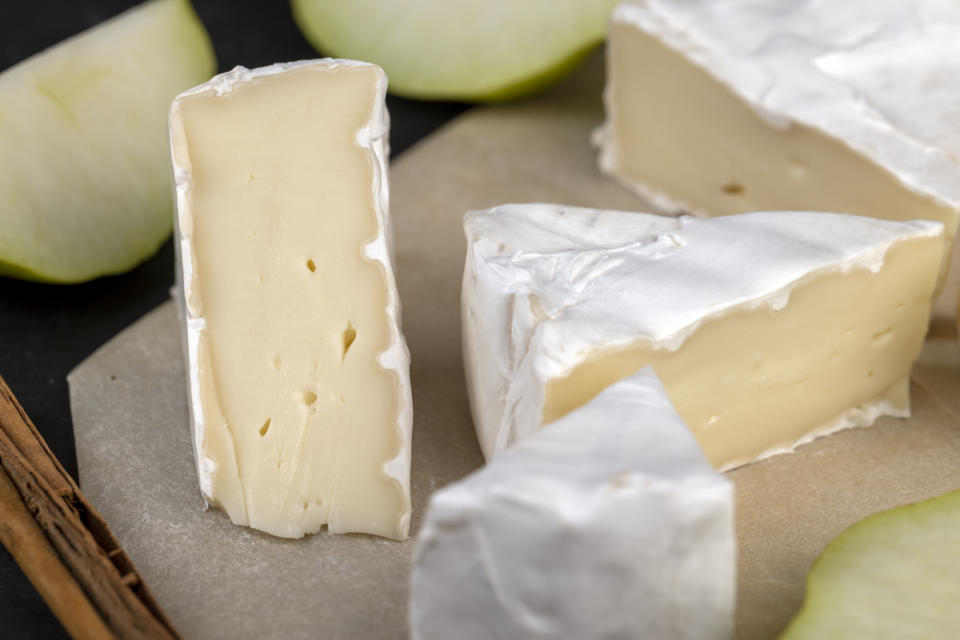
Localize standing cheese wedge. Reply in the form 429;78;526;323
411;368;735;640
462;204;943;468
169;61;412;540
596;0;960;276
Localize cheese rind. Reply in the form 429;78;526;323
596;0;960;267
411;368;735;640
462;204;942;467
170;60;412;540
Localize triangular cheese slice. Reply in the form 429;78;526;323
412;368;735;639
462;204;943;469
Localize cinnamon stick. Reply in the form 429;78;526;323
0;467;111;639
0;374;180;640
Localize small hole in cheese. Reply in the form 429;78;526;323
306;259;316;272
259;418;271;437
872;327;894;346
722;181;744;195
303;390;318;405
342;323;357;360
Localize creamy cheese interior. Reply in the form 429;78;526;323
606;22;958;279
543;237;941;469
175;65;406;539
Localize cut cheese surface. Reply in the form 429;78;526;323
411;368;735;640
170;61;411;540
597;1;960;276
461;204;943;468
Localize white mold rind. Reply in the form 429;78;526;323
461;203;942;461
598;0;960;213
412;368;735;640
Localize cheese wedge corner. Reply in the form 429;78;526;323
412;367;735;640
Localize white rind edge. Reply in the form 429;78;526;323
598;1;960;213
360;65;415;538
169;59;413;537
718;384;909;472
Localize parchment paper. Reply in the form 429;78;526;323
68;52;960;639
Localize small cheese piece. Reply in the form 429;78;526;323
462;204;943;468
169;61;412;540
411;368;735;640
596;0;960;277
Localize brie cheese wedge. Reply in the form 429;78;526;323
170;60;412;540
597;0;960;277
462;204;943;469
411;368;735;640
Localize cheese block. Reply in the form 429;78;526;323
596;0;960;278
462;204;943;468
411;368;735;640
169;61;412;540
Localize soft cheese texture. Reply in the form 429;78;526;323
597;0;960;274
462;204;942;468
170;61;412;540
411;368;735;640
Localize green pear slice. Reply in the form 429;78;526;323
290;0;618;101
781;489;960;639
0;0;214;283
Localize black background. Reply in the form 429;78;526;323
0;2;466;636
